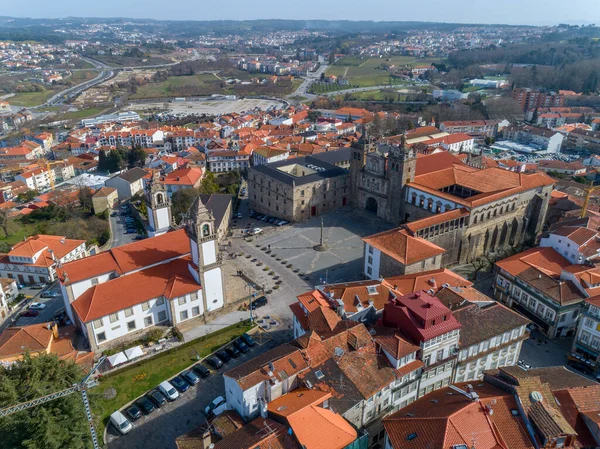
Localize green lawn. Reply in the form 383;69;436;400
91;320;253;436
58;107;108;121
0;221;36;250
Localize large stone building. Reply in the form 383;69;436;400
248;153;350;222
351;135;555;265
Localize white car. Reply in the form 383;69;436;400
252;228;263;235
28;303;47;310
205;396;227;417
158;380;179;401
110;410;132;435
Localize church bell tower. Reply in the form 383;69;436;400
146;171;172;237
185;196;225;314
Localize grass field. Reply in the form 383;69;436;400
90;54;172;67
130;74;222;99
58;107;108;121
90;320;253;435
8;90;57;107
326;56;443;88
8;70;99;107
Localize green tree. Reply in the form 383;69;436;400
0;208;10;237
171;188;200;224
0;353;93;449
199;171;219;195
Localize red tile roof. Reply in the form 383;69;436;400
384;382;534;449
59;229;190;285
363;228;445;265
71;256;200;322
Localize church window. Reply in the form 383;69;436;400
156;193;164;204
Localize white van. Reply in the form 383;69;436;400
158;380;179;401
110;411;132;435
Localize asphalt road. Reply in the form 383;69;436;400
105;329;289;449
109;208;140;249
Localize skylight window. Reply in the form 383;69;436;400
367;286;378;295
406;433;418;441
315;370;325;380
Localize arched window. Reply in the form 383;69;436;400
156;193;164;204
202;224;210;237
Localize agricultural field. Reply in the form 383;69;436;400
88;54;172;67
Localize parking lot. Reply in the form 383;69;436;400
3;282;66;331
109;205;144;248
105;329;288;449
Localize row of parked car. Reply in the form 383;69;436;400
248;210;288;227
110;333;257;435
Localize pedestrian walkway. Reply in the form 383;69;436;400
181;310;251;342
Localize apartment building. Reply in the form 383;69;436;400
512;88;565;112
0;235;87;285
439;120;499;139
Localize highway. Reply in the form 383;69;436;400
32;56;114;109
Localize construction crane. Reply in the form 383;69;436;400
0;356;106;449
581;182;600;218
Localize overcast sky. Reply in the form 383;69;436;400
3;0;600;26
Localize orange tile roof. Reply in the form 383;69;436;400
0;322;52;358
71;256;200;322
363;228;445;265
3;235;85;268
269;389;330;418
404;208;470;234
287;405;357;449
383;268;472;296
162;167;203;186
59;229;190;285
384;382;534;449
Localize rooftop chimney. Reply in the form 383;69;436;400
429;277;437;288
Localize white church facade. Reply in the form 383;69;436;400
57;194;226;352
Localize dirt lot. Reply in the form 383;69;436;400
125;98;286;115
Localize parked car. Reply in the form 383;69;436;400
126;229;137;234
193;363;212;376
181;369;200;385
31;283;46;289
252;228;263;235
135;396;155;415
215;350;231;363
250;296;268;310
125;404;142;421
205;396;227;418
147;390;167;408
240;333;256;347
225;345;240;358
28;302;47;310
235;212;243;219
41;291;58;298
110;411;133;435
134;235;146;240
233;339;249;353
268;217;277;224
20;310;39;318
170;376;189;393
158;380;179;400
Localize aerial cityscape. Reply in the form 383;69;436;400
1;9;600;449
